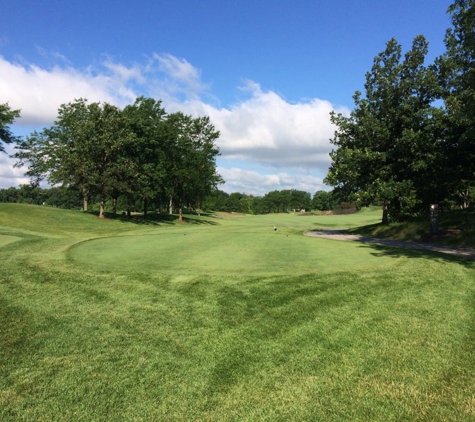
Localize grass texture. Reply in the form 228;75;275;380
1;203;475;421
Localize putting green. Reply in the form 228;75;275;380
69;227;399;275
0;234;21;248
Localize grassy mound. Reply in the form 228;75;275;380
70;225;394;276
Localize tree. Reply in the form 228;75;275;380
325;36;442;223
122;97;167;216
0;103;21;153
226;192;246;212
14;99;136;217
262;190;291;213
15;99;98;211
289;189;312;211
162;112;222;220
436;0;475;207
202;189;229;211
14;97;222;219
312;190;337;211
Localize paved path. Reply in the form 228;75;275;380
304;230;475;260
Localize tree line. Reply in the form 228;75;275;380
325;0;475;223
0;185;342;215
9;97;222;219
201;189;340;214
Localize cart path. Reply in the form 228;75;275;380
304;230;475;260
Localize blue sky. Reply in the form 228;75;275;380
0;0;453;195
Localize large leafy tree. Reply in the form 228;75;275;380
84;102;136;218
325;36;442;223
15;99;135;217
15;98;222;219
0;102;21;153
162;112;222;220
122;97;167;216
436;0;475;207
288;189;312;211
312;190;337;211
14;99;98;210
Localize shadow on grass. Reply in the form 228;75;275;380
347;223;382;236
85;211;218;226
356;242;475;268
349;210;475;247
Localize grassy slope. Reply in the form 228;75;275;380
348;207;475;248
1;204;475;421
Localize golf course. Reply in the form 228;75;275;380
1;203;475;421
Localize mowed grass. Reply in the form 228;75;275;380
70;217;395;275
1;204;475;421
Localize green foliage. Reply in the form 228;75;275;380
435;0;475;207
201;189;229;211
0;185;82;209
0;102;20;152
325;2;475;218
261;189;311;213
14;99;131;216
312;190;338;211
325;36;443;223
202;190;314;215
162;112;222;219
13;98;222;219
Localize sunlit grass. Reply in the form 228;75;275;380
1;203;475;420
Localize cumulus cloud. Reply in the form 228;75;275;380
217;167;327;196
164;80;349;170
0;56;135;125
0;144;30;188
0;53;347;194
0;53;214;126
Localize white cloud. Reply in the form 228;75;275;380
0;144;30;188
154;53;204;93
217;167;327;196
166;80;349;169
0;55;137;125
147;53;212;104
0;54;347;194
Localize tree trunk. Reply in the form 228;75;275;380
178;206;183;221
144;198;148;217
168;196;173;214
99;195;105;218
112;197;117;214
127;195;132;217
82;187;88;212
382;203;389;225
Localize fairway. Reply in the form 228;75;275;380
2;204;475;421
70;224;397;275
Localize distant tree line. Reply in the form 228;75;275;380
326;1;475;223
0;185;83;209
10;97;221;220
203;189;342;214
0;185;346;215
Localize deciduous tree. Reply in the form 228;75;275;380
325;36;441;222
436;0;475;207
0;102;20;153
